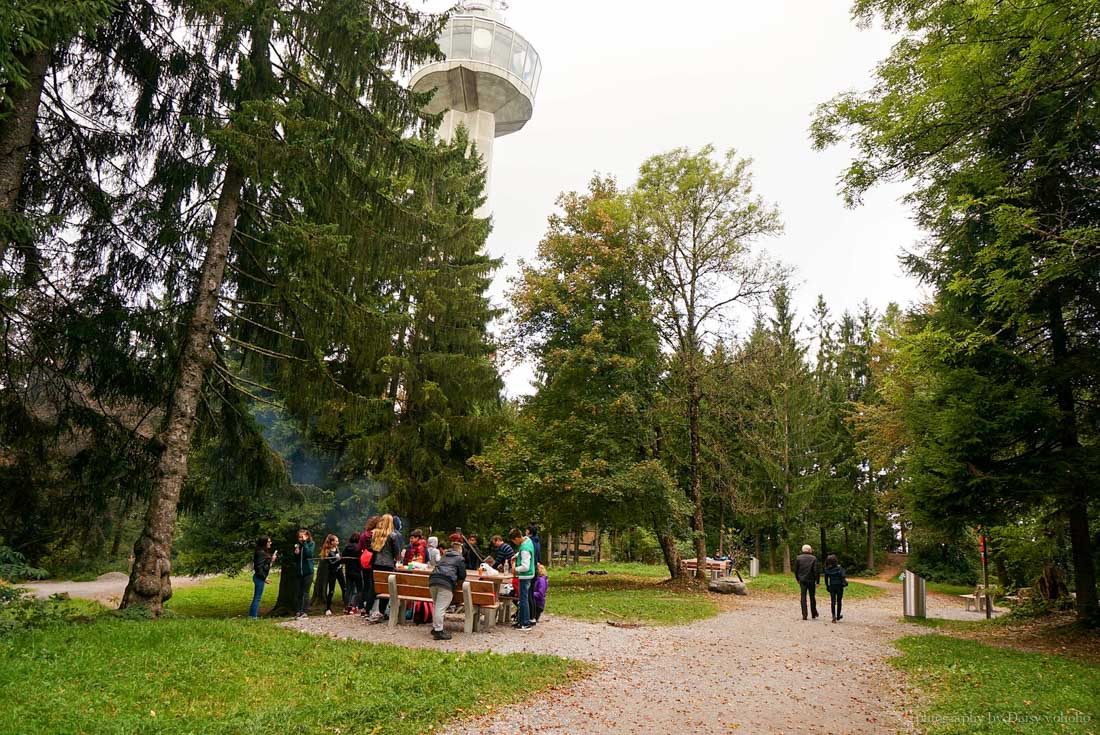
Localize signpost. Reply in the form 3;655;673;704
978;527;992;619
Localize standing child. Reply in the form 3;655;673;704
532;563;548;623
426;536;441;566
342;533;362;614
823;554;848;622
426;534;467;640
250;536;277;619
293;528;316;618
510;528;535;631
319;534;346;616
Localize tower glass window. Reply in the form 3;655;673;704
492;26;513;69
471;19;494;62
451;18;472;59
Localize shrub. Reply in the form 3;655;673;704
0;542;48;582
0;585;89;634
906;528;979;586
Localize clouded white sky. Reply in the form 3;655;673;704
422;0;927;395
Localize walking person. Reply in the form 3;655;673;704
249;536;277;619
794;544;820;620
293;528;316;618
510;528;536;631
823;553;848;622
367;514;403;623
427;533;467;640
319;534;346;616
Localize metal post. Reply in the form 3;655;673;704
903;569;927;618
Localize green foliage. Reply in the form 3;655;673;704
478;176;686;541
0;586;98;634
0;617;585;735
0;542;47;582
815;0;1100;622
892;635;1098;734
906;528;980;587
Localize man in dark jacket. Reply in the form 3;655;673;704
793;544;820;620
463;534;483;571
428;533;468;640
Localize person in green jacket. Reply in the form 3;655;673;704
293;528;316;618
510;528;536;631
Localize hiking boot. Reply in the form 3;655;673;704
432;629;452;640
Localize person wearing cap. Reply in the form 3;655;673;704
793;544;821;620
427;533;468;640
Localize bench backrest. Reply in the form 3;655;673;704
467;577;498;608
373;569;431;600
682;559;730;571
373;569;498;607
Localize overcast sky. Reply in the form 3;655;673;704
422;1;927;395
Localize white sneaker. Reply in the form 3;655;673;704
325;610;332;616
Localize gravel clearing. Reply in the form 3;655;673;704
284;582;964;734
22;572;212;606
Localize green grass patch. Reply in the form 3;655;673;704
545;562;718;625
0;617;584;735
553;587;718;625
547;562;671;580
745;573;883;599
163;575;284;619
892;635;1098;734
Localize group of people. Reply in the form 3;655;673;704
249;516;549;640
793;544;849;622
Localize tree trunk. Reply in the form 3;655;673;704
767;529;776;573
844;525;851;555
572;528;580;565
688;380;707;581
1047;293;1098;625
121;162;245;614
543;530;552;567
110;497;130;559
753;530;761;564
899;523;907;556
0;48;51;261
594;527;602;563
656;526;680;579
271;551;301;617
782;540;791;574
819;526;827;560
865;506;875;571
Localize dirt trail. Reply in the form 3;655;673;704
289;583;946;734
22;572;211;606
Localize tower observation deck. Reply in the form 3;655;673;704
410;1;541;214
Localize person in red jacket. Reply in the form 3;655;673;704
403;529;428;565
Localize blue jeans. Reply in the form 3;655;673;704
249;575;265;618
518;578;533;626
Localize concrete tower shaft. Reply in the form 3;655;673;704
410;3;541;214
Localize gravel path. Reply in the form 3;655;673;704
284;580;985;734
22;572;211;606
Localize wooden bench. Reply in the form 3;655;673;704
960;584;993;612
372;569;499;633
1003;587;1032;605
681;558;732;580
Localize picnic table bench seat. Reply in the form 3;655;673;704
372;569;500;633
680;558;732;579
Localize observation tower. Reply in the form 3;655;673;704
411;1;541;215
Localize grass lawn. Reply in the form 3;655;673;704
893;635;1098;734
164;574;285;619
0;615;583;735
745;573;884;600
547;562;718;625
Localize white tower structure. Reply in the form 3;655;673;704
410;1;541;215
